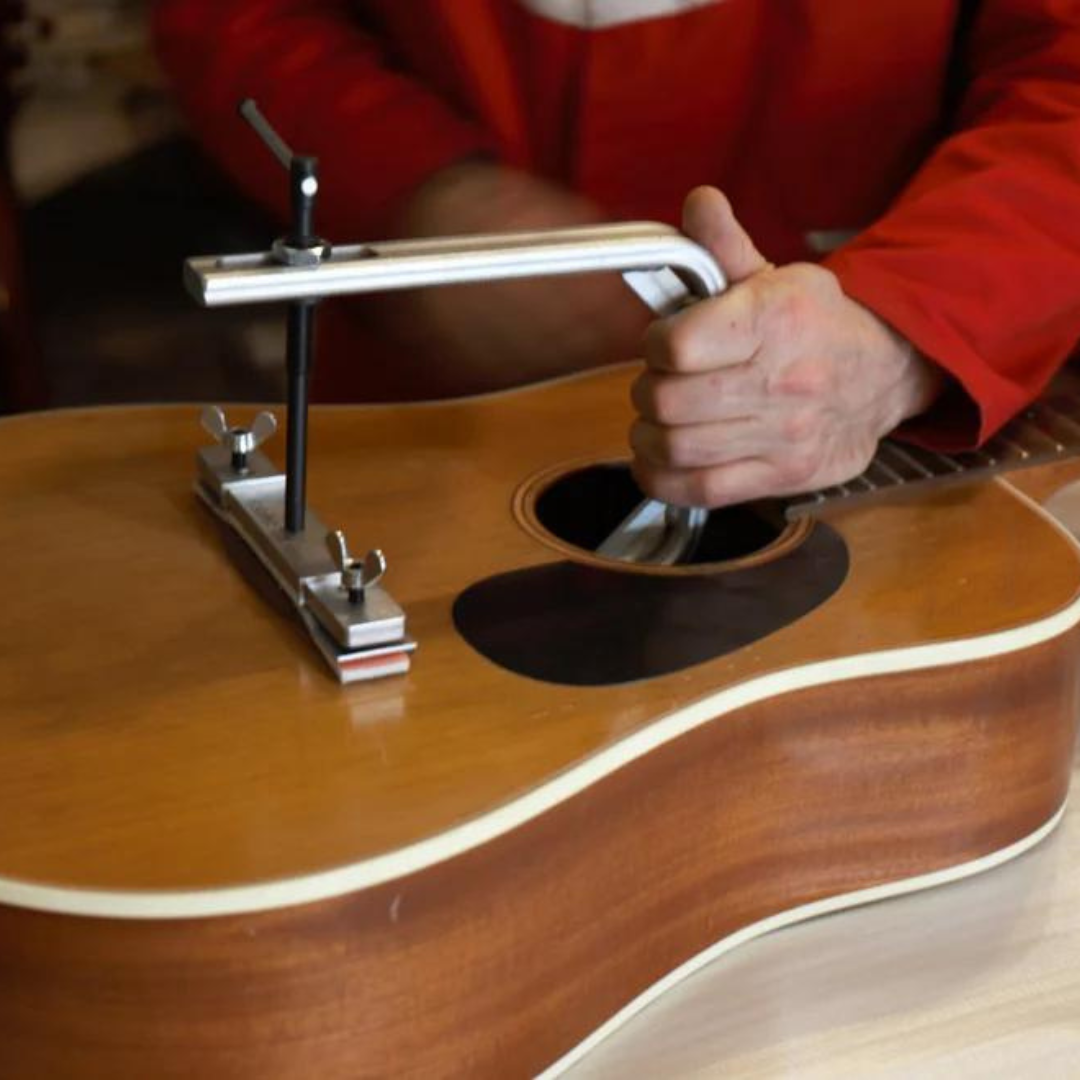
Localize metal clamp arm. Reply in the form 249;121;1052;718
187;221;727;567
184;223;724;313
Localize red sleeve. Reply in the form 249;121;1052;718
825;0;1080;449
152;0;496;239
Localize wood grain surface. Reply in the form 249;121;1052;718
2;368;1080;1077
571;750;1080;1079
1;633;1075;1078
0;366;1078;895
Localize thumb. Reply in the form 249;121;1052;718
682;186;770;284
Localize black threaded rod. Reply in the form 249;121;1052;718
285;300;316;533
239;97;323;535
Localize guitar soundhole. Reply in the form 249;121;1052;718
527;463;797;569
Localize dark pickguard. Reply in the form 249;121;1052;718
453;525;848;686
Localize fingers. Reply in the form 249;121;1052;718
631;456;807;509
682;186;770;284
631;364;765;425
630;416;769;469
643;283;762;373
644;189;773;375
630;200;862;510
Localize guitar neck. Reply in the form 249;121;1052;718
785;385;1080;519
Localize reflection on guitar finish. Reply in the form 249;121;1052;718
1;367;1079;1078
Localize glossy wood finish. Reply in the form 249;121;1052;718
1;367;1079;895
451;522;848;684
2;368;1080;1075
2;632;1077;1078
573;752;1080;1079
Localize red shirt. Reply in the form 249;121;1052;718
155;0;1080;445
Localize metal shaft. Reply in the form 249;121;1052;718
285;300;316;533
290;157;318;247
238;98;294;170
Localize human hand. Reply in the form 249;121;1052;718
387;161;648;394
630;187;943;507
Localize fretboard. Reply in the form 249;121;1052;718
784;384;1080;519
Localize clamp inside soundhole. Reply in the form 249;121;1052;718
523;463;805;572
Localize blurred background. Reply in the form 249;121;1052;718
0;0;285;412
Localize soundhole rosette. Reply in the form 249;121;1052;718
513;460;812;576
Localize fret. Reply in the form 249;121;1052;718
1027;401;1080;443
877;442;933;482
916;446;966;474
955;448;998;468
831;473;878;496
782;376;1080;519
882;444;935;478
889;442;966;476
988;434;1031;461
867;457;906;485
1012;412;1065;453
847;473;877;493
783;491;827;517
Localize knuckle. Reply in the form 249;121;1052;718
631;372;676;423
780;406;823;445
649;378;683;425
642;320;674;369
630;420;673;466
763;284;810;343
665;427;701;469
629;458;660;499
693;472;724;507
663;318;701;372
700;468;746;508
628;418;651;455
774;454;817;490
743;281;769;342
630;373;654;416
797;261;841;299
773;360;830;399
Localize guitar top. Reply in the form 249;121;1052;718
1;365;1080;913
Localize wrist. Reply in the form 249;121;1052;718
852;296;944;434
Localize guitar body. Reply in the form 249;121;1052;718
1;366;1079;1078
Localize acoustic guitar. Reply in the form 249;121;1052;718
1;362;1080;1077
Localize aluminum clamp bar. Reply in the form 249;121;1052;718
185;223;725;308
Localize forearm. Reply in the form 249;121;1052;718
374;161;650;393
825;0;1080;448
153;0;494;238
